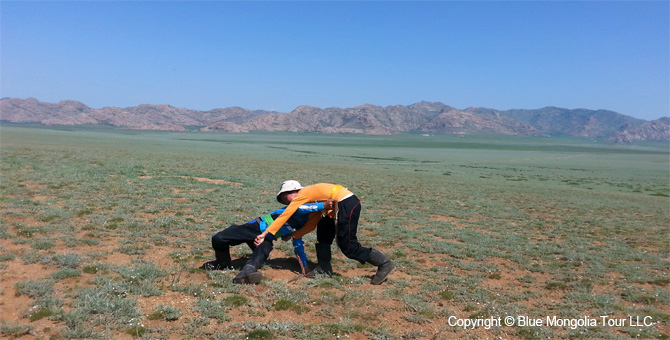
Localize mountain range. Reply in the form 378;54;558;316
1;97;668;143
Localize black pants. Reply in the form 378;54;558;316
316;195;372;263
211;220;261;252
211;220;273;269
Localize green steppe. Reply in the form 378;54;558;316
0;125;668;339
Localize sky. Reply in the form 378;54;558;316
1;1;668;121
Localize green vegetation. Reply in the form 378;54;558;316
147;305;182;321
0;125;668;339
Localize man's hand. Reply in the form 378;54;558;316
323;199;337;210
254;231;268;246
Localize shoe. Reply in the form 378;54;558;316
305;265;332;278
200;260;223;271
233;265;263;284
367;249;395;285
306;243;333;278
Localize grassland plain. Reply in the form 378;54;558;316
0;125;668;340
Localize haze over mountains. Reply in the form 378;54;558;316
1;97;668;143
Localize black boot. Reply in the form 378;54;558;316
306;243;333;278
200;260;219;270
367;249;395;285
232;264;263;284
200;249;232;270
232;240;272;284
216;249;232;268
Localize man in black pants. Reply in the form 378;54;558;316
310;194;366;275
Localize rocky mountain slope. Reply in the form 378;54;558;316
1;97;667;143
609;117;670;143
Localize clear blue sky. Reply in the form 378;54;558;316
1;1;668;120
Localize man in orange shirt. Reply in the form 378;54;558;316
255;182;395;285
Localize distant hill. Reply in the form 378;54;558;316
1;97;667;143
609;117;670;143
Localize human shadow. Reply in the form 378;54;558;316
225;256;308;272
206;256;343;277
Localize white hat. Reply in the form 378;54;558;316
276;180;303;204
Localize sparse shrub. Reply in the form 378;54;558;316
82;264;105;274
171;283;204;297
321;322;367;336
15;279;55;298
545;281;568;290
73;285;141;324
195;297;230;322
54;252;83;268
487;272;502;279
116;244;147;255
76;208;94;217
247;329;274;340
224;294;247;307
272;299;310;314
403;313;433;324
126;324;148;338
518;275;535;283
116;262;167;296
391;249;407;259
51;268;81;280
0;324;33;338
147;305;181;321
29;308;54;322
440;290;455;300
0;253;15;262
32;240;55;250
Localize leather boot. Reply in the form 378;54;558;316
367;249;395;285
232;264;263;284
200;249;231;270
232;240;272;284
306;243;333;278
247;240;272;269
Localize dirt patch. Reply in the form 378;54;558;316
177;176;242;186
429;214;480;228
138;175;243;186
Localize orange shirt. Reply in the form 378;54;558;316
265;183;353;238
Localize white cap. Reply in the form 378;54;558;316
276;180;303;204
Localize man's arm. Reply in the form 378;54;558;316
255;199;335;246
295;201;324;213
292;238;308;275
290;212;322;239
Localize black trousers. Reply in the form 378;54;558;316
211;220;273;269
316;195;372;263
211;220;261;252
